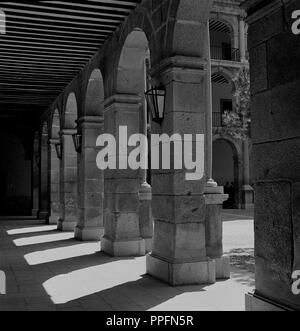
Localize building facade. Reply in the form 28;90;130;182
210;0;253;209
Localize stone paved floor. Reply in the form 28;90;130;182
0;210;254;311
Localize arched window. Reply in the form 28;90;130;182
209;19;238;61
0;10;6;34
211;72;234;127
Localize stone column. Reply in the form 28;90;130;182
75;116;104;241
233;154;242;208
205;20;216;189
205;194;230;279
241;139;253;209
205;21;230;279
31;132;40;218
102;94;145;256
239;17;246;62
146;56;216;286
57;129;78;231
38;129;49;220
243;0;300;311
48;139;60;225
139;182;153;253
139;83;153;253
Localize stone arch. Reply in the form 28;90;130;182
101;27;154;255
84;68;105;116
63;92;78;129
115;29;150;95
48;109;61;224
213;135;243;208
58;92;79;231
74;68;105;241
209;18;235;39
166;0;213;58
106;0;213;96
211;69;236;93
209;12;239;46
213;134;242;161
39;121;50;220
209;16;239;61
103;8;155;97
50;109;61;139
114;28;151;188
211;70;236;127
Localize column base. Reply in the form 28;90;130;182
215;256;231;279
38;211;48;220
144;238;153;253
241;204;254;210
245;293;290;311
101;236;146;257
57;219;77;232
75;226;104;241
48;215;59;225
146;254;216;286
242;185;254;209
32;209;39;218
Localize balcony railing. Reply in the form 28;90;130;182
210;45;241;62
212;112;225;127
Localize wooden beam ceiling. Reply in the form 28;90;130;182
0;0;141;112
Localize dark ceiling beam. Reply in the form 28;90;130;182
0;0;141;111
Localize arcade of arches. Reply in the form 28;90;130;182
0;0;299;311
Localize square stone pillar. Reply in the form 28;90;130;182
205;186;230;279
139;182;153;253
57;129;78;232
243;0;300;311
241;139;253;209
239;17;247;63
204;19;230;279
48;139;60;225
102;94;145;256
146;57;216;286
75;116;104;241
31;132;40;218
38;129;49;220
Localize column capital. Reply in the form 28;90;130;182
76;116;104;129
48;138;60;145
150;56;207;86
205;193;229;205
104;94;142;110
59;129;77;136
151;56;206;77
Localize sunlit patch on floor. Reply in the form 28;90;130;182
7;225;57;236
0;212;255;311
43;259;143;304
13;232;75;247
24;242;101;265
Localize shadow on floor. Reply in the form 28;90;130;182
0;220;253;311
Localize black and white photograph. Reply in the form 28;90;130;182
0;0;299;315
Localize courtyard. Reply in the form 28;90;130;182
0;210;254;311
0;0;299;312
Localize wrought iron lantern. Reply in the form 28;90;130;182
145;84;166;125
55;141;62;160
72;133;82;153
